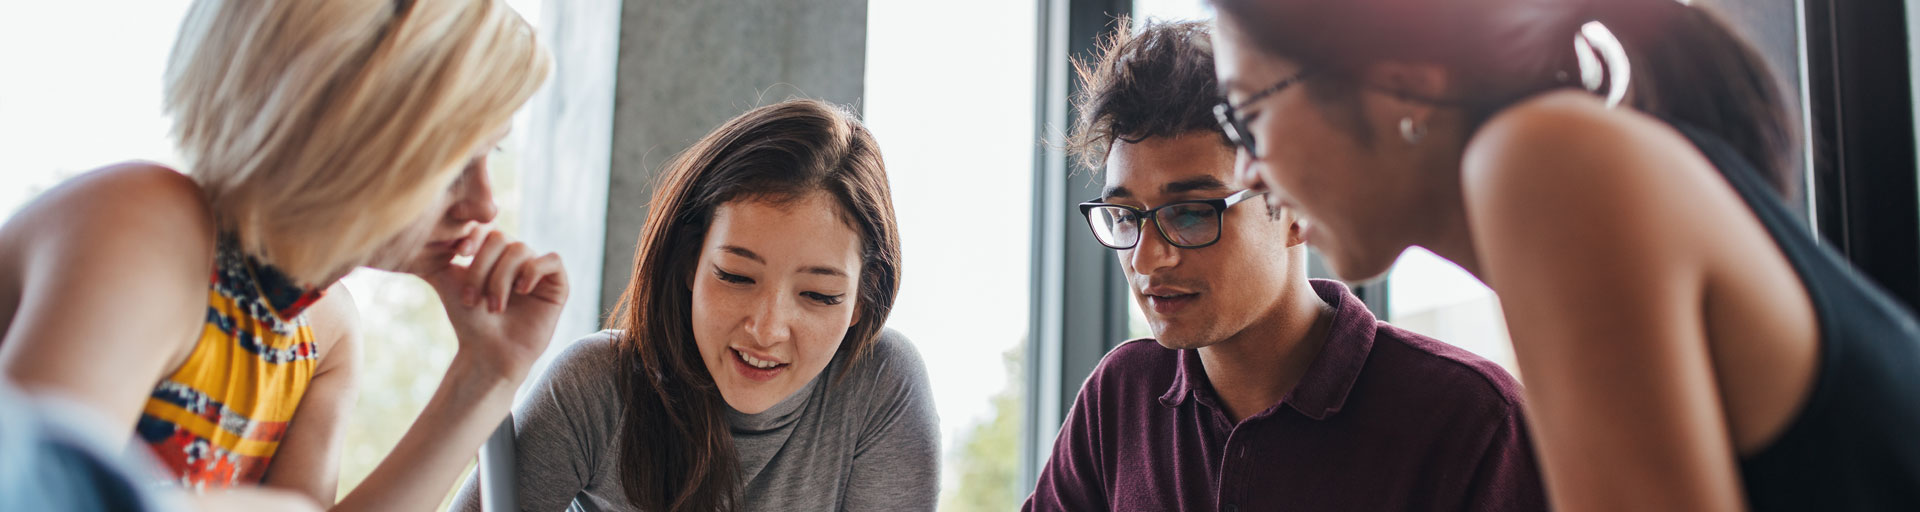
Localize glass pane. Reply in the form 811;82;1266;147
1129;298;1154;340
1912;0;1920;161
1696;0;1809;216
1133;0;1214;23
1386;248;1518;376
865;1;1036;510
0;1;192;216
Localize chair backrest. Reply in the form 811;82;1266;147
478;417;518;512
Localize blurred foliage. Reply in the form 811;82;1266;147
940;346;1024;512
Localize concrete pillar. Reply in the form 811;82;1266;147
599;0;869;316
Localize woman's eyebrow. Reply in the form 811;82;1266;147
719;245;764;263
800;265;848;278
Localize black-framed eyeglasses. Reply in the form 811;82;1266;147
1213;69;1312;157
1079;189;1267;250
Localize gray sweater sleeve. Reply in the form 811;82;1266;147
840;331;942;511
451;331;625;512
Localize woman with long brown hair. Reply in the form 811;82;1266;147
1206;0;1920;509
453;98;938;511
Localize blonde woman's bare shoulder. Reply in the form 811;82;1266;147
4;162;216;256
0;163;222;428
303;282;363;369
1;161;217;313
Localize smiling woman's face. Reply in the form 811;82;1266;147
691;191;864;414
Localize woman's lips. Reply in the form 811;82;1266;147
731;348;789;382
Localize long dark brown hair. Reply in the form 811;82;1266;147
1211;0;1798;196
607;99;901;511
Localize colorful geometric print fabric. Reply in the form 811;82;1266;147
136;237;323;490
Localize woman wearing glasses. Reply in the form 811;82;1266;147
452;99;938;511
0;0;560;510
1207;0;1920;510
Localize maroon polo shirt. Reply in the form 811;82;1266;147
1024;280;1546;511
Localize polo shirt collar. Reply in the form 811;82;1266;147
1157;279;1378;421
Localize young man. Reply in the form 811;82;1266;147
1024;19;1547;511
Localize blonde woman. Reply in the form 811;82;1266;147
0;0;558;509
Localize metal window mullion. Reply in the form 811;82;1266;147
1024;0;1133;492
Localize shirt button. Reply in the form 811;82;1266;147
1224;505;1239;512
1238;446;1247;458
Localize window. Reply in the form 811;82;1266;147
1386;249;1516;372
1912;0;1920;154
865;1;1037;510
0;1;190;216
1134;0;1212;22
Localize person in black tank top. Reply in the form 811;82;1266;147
1205;0;1920;508
1674;123;1920;510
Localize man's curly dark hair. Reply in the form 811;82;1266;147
1068;17;1227;173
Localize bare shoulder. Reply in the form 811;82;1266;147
1463;90;1704;193
0;163;221;427
1462;92;1722;233
1460;91;1726;288
2;162;218;354
1;161;217;308
303;282;363;372
4;162;216;267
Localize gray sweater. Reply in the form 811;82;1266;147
451;329;939;512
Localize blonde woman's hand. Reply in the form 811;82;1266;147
422;227;567;383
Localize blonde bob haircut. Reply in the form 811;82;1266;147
165;0;551;287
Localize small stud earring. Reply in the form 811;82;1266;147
1399;116;1426;144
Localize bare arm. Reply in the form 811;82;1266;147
1463;97;1744;511
0;163;212;439
262;283;363;506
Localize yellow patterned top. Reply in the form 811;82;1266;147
136;236;322;490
